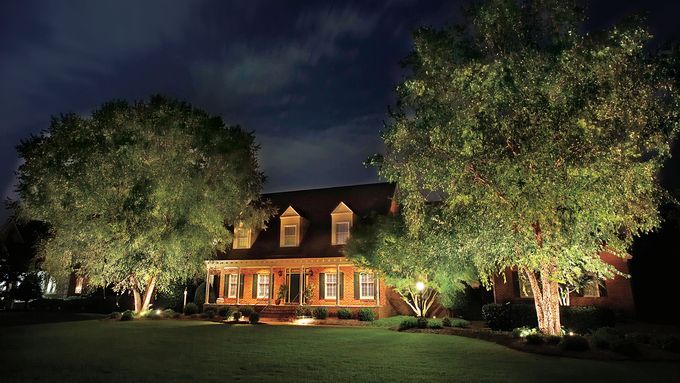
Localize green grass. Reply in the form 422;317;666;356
1;319;678;382
368;315;413;328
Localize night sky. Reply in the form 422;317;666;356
1;0;679;223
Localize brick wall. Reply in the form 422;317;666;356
492;251;635;313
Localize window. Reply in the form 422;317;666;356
335;222;350;245
582;278;600;297
326;273;338;299
257;274;270;298
74;277;84;295
283;225;297;247
517;273;533;298
359;273;375;299
227;274;238;298
234;227;250;249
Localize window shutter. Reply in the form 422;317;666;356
339;272;344;299
319;273;325;299
354;272;360;299
373;273;378;297
252;275;257;299
239;274;244;299
511;271;520;297
223;275;229;297
270;273;274;298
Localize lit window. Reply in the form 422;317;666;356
74;277;84;295
335;222;350;245
257;274;270;298
326;273;337;299
283;225;297;247
517;273;533;298
228;274;238;298
582;278;600;297
359;273;374;299
234;227;250;249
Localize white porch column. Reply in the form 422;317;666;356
336;264;340;307
236;266;241;305
300;265;305;305
204;266;211;305
269;266;273;305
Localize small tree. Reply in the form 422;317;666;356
345;214;476;317
377;0;680;334
16;96;273;312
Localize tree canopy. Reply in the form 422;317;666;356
345;213;476;316
15;96;272;311
375;0;680;333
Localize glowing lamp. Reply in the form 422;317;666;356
416;281;425;291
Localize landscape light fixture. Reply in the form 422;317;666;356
416;281;425;291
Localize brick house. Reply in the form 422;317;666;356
202;183;403;318
492;251;635;313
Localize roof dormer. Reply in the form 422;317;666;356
233;222;258;249
331;202;355;245
279;206;307;247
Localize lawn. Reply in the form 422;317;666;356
1;319;678;383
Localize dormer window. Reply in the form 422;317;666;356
279;206;305;247
233;225;252;249
335;221;350;245
283;224;298;247
331;202;355;245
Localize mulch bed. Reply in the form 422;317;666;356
403;327;680;362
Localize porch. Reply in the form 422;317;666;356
203;257;385;309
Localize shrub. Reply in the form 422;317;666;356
201;308;216;319
655;335;680;353
427;319;443;329
249;312;260;324
295;306;312;317
559;335;590;352
109;311;122;320
510;303;538;328
162;309;176;318
417;317;428;329
357;308;375;322
313;307;328;319
240;306;254;318
591;327;622;349
512;326;538;339
525;333;544;345
148;310;163;320
337;308;352;319
233;311;242;321
451;319;470;328
545;335;562;345
560;306;614;333
442;317;452;327
120;310;134;321
398;317;418;331
626;332;651;345
218;307;233;318
482;303;511;331
184;302;199;315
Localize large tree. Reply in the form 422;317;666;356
377;0;679;334
345;214;476;317
15;96;272;312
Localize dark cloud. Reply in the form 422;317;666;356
0;0;676;221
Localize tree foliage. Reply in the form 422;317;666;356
15;96;272;311
345;214;476;317
375;0;680;333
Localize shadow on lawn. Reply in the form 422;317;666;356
0;311;105;327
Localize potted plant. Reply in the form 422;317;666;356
302;283;314;304
276;284;287;305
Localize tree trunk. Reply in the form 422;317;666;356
525;268;561;335
141;276;156;311
130;275;156;313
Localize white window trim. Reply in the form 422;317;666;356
325;273;337;299
335;221;350;245
227;274;238;298
257;274;270;299
233;228;251;249
282;224;298;247
359;272;375;299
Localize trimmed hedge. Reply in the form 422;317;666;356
416;317;428;329
398;317;418;331
427;319;443;329
184;303;199;315
560;335;590;352
482;303;614;332
218;307;233;318
357;308;375;322
313;307;328;319
240;306;254;318
337;308;352;319
249;312;260;324
120;310;134;321
233;311;242;321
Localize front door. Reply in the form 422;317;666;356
287;273;301;304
